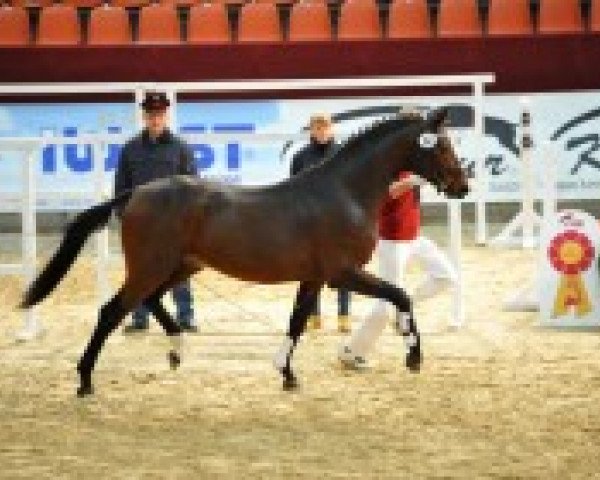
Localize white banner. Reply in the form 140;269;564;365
0;91;599;210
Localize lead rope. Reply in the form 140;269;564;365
195;280;292;329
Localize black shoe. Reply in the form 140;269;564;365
123;323;149;334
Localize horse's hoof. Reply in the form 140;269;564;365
168;350;181;370
282;376;299;391
77;384;94;397
406;349;422;373
407;362;421;373
77;369;94;397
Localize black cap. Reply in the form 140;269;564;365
141;91;170;111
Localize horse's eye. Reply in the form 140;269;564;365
419;133;438;150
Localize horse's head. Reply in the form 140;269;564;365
408;108;469;199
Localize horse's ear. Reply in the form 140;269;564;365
428;108;449;130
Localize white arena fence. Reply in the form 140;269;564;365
0;75;495;339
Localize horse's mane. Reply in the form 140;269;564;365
325;111;423;166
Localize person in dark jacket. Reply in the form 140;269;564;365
289;112;352;333
115;91;198;333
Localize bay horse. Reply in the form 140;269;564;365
21;108;468;397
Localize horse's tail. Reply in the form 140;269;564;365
20;190;133;309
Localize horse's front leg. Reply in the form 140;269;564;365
274;281;322;390
330;268;421;372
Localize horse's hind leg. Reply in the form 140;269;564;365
274;281;322;390
330;268;421;372
143;267;201;369
77;267;176;396
77;289;129;397
144;291;183;370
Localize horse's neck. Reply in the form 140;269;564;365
325;135;414;213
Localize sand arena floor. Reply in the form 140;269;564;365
1;233;600;479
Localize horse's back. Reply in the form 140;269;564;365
121;173;376;283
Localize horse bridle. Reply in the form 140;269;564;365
410;131;448;193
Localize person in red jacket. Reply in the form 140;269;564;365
338;171;457;368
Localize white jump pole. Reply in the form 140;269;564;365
92;142;110;305
502;125;562;312
16;148;43;341
134;87;144;131
166;89;177;132
542;140;558;223
448;199;464;327
473;81;487;246
520;99;536;248
491;97;543;248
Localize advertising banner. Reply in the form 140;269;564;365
0;91;598;210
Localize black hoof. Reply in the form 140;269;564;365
77;383;94;397
77;368;94;397
168;350;181;370
282;376;299;391
406;348;422;373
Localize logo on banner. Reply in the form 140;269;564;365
40;123;254;175
551;107;600;175
279;103;600;201
548;230;595;317
279;103;520;178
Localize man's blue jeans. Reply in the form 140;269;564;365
310;288;350;317
131;280;194;327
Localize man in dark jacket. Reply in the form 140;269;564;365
115;91;198;333
289;112;352;333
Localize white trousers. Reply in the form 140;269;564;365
345;236;457;358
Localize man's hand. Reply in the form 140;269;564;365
388;175;426;199
388;179;414;199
